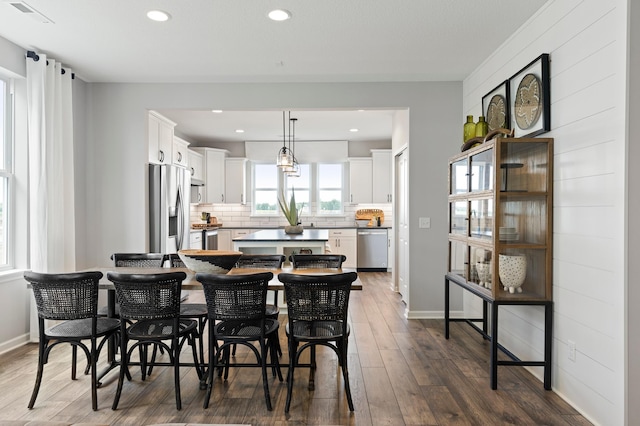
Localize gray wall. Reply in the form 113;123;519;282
82;82;461;316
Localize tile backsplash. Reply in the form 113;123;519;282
190;202;393;228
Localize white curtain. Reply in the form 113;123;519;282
26;53;76;273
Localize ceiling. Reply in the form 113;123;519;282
0;0;547;144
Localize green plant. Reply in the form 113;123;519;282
278;187;304;226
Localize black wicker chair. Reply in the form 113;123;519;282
98;253;166;317
290;254;347;269
197;271;283;410
163;253;208;386
277;271;358;412
24;271;120;411
234;254;286;356
106;271;201;410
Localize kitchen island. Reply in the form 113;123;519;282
233;228;328;256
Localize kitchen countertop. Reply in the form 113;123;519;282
233;228;329;241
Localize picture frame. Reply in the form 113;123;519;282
508;53;550;137
482;80;510;132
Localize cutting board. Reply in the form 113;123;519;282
355;208;384;225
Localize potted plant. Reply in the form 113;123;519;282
278;187;304;234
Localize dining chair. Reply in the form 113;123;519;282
164;252;208;385
196;271;283;410
290;254;347;269
107;271;201;410
234;254;286;356
277;271;358;412
24;271;120;411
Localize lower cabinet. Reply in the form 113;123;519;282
218;229;255;251
327;229;357;268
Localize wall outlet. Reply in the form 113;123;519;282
568;340;576;362
419;217;431;228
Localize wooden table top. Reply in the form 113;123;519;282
92;266;362;291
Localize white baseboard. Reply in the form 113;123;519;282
405;310;465;319
0;333;30;356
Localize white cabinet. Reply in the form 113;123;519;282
172;136;190;167
372;149;392;203
217;229;232;251
349;158;372;204
327;229;357;268
387;230;393;272
190;231;203;249
148;111;176;165
225;158;247;204
188;149;204;182
192;148;228;204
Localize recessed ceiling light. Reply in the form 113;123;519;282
235;129;245;133
211;110;223;113
147;10;170;22
350;128;359;132
268;9;291;21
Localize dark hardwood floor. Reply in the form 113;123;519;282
0;272;592;425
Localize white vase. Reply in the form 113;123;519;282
475;262;491;288
498;254;526;293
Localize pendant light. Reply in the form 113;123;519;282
276;111;293;168
285;117;300;177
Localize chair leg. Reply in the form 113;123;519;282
28;339;47;409
173;336;182;410
71;345;78;380
285;339;297;413
309;346;316;391
339;338;354;411
259;339;272;411
112;329;128;410
203;328;216;409
90;338;98;411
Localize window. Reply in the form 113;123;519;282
253;163;278;215
317;163;343;215
0;76;12;268
252;161;345;217
285;164;310;216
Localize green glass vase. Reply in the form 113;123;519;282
463;115;476;143
475;116;488;138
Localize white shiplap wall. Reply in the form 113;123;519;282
463;1;627;425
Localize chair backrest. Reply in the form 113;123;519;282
290;254;347;269
278;272;357;323
196;272;273;321
106;271;186;320
164;253;186;268
110;253;165;268
24;271;103;320
236;254;285;269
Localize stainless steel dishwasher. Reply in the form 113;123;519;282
357;228;388;271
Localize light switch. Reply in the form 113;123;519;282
419;217;430;228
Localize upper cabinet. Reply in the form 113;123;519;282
225;158;247;204
188;149;204;182
372;149;392;203
447;136;553;301
172;136;190;167
191;148;246;204
348;158;372;204
148;111;176;165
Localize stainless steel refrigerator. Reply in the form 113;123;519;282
149;164;191;254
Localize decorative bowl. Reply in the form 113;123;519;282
498;254;527;293
356;219;371;227
177;250;242;274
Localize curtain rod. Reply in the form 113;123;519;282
26;50;75;79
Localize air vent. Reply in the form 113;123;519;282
4;1;54;23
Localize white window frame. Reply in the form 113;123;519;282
316;162;344;216
0;75;13;270
251;162;279;216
